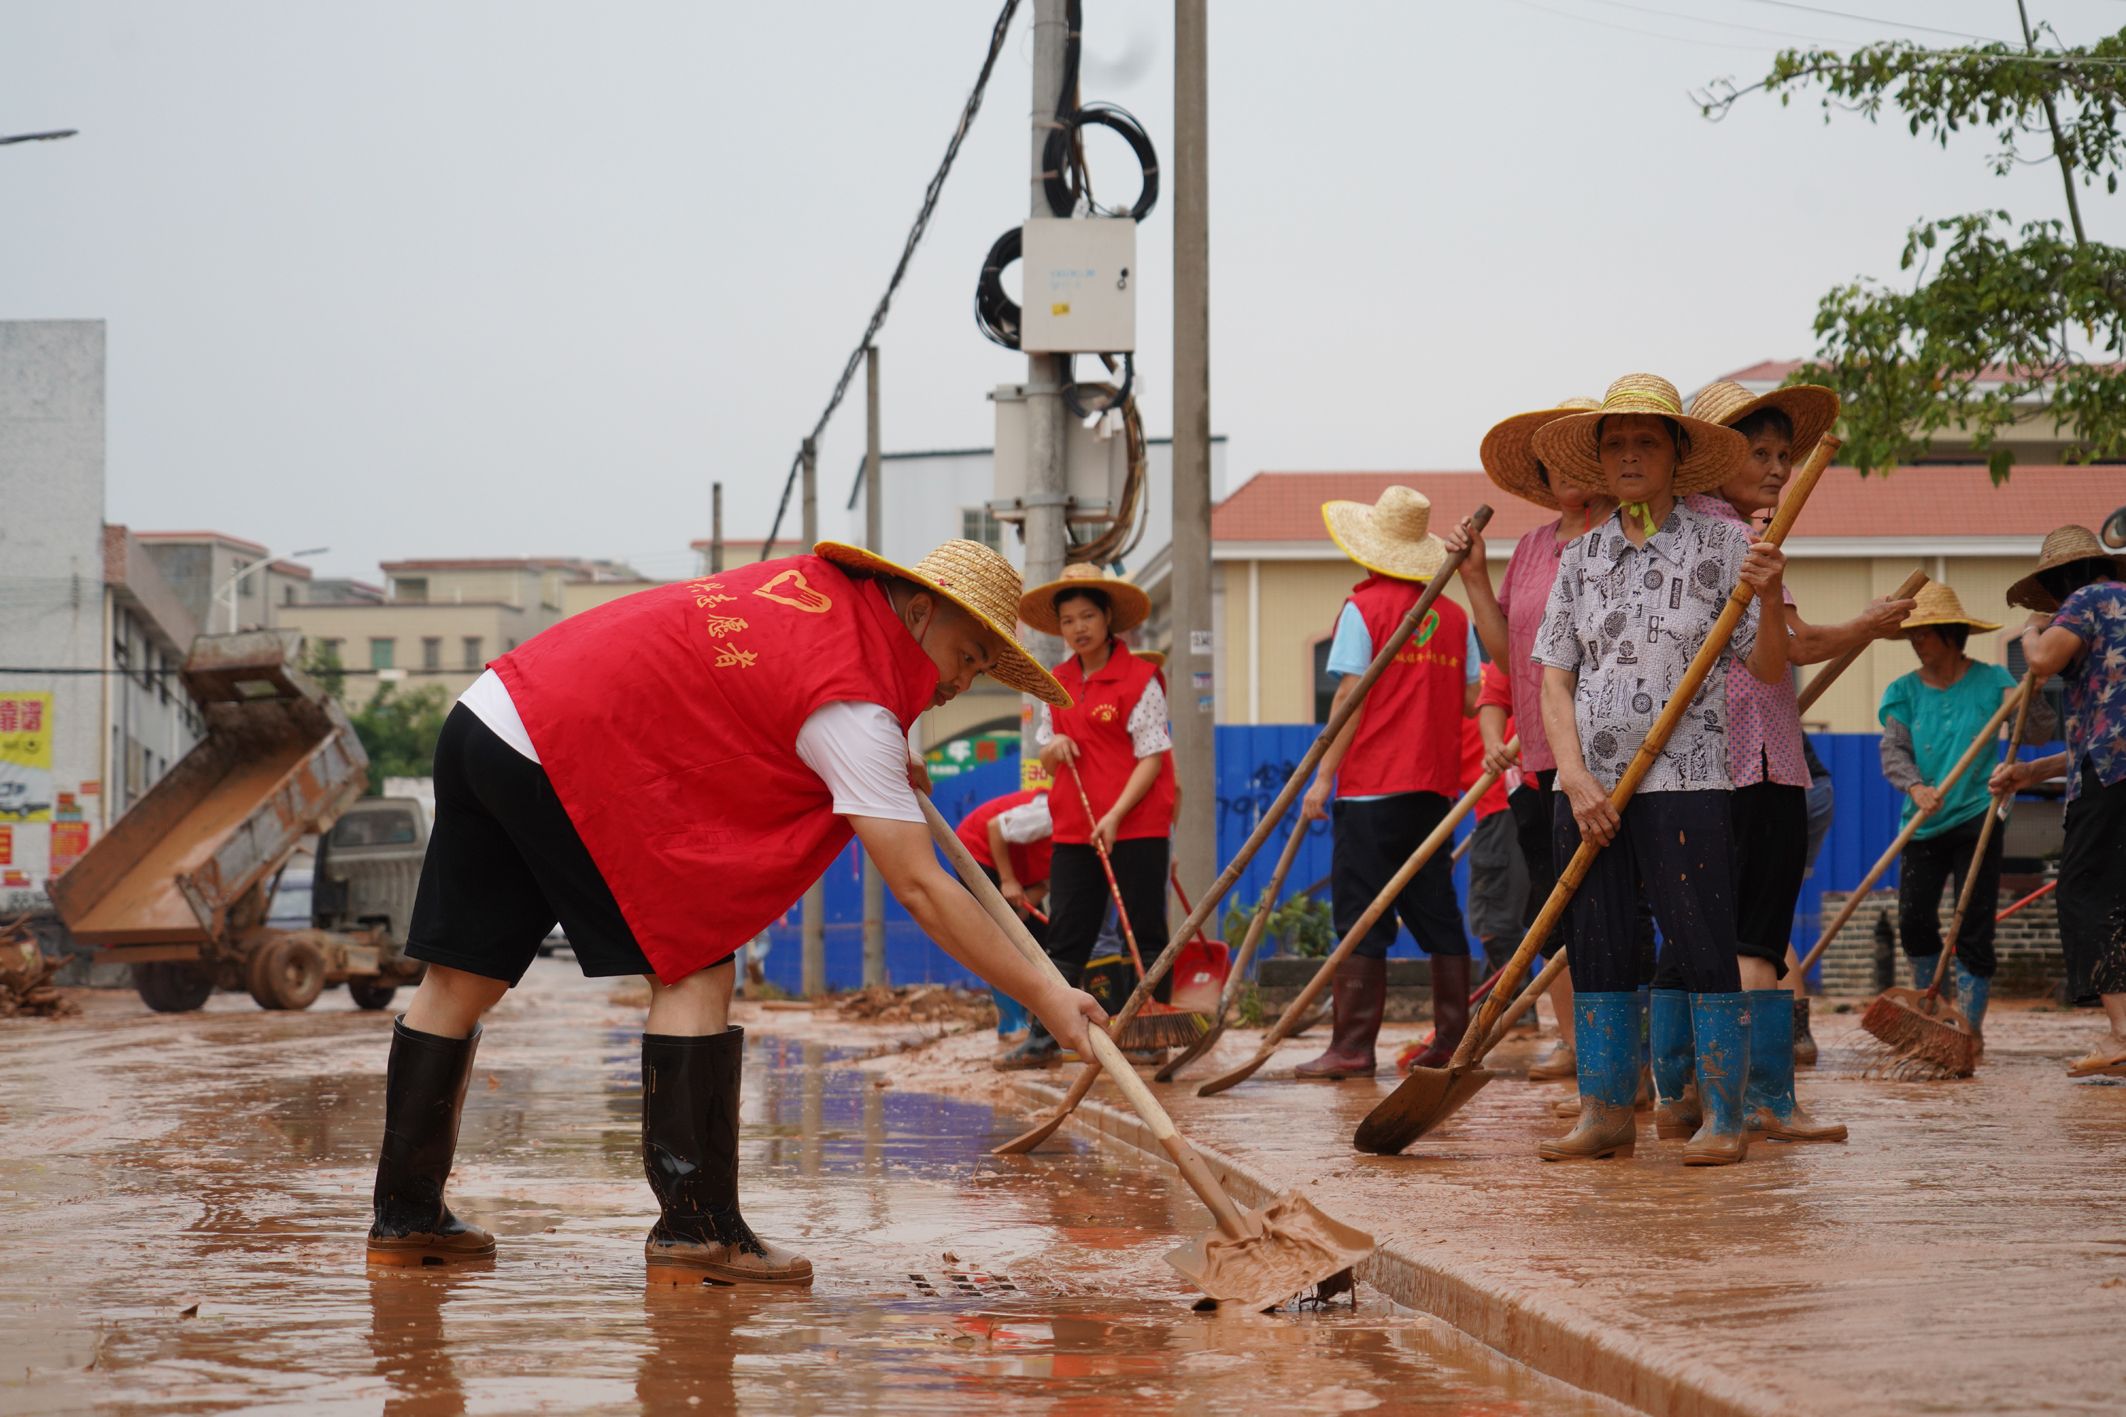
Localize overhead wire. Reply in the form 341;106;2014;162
1735;0;2011;44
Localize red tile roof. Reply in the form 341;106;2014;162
1213;467;2126;544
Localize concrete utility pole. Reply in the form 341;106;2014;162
710;482;724;574
861;346;888;988
1170;0;1216;901
800;436;827;998
1019;0;1070;773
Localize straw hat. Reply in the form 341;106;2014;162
1528;373;1748;497
1479;397;1599;511
2005;524;2126;612
1900;579;2001;634
1018;563;1152;637
1136;648;1166;672
1321;485;1448;581
1687;380;1840;467
814;538;1071;706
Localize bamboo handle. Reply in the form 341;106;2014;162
1066;764;1149;978
1926;671;2039;998
1796;568;1930;713
1216;821;1309;1015
1453;435;1841;1068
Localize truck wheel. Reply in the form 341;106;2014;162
134;961;215;1013
248;937;326;1011
346;979;397;1011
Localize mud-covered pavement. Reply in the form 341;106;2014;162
0;963;1619;1415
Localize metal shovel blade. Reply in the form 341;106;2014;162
1352;1063;1497;1156
1164;1189;1375;1311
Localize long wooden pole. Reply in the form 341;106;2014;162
1795;568;1929;713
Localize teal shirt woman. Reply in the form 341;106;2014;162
1879;658;2019;839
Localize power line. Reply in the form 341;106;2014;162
1503;0;1783;50
757;0;1023;560
1735;0;2009;43
1576;0;1839;44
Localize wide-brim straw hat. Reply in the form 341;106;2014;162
1687;379;1840;467
1018;563;1152;637
1321;485;1448;581
1529;373;1748;497
2005;524;2126;612
814;538;1071;706
1479;397;1600;511
1136;649;1166;672
1900;579;2002;634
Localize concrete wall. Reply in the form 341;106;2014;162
276;601;537;708
0;321;107;910
559;579;663;618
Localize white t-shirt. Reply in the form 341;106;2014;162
458;671;922;824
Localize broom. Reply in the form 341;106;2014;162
1065;764;1208;1051
1860;671;2038;1077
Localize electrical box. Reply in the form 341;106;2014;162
1019;217;1136;354
989;384;1126;524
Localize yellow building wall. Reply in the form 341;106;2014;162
560;580;664;617
276;602;535;708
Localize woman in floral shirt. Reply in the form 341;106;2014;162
1991;525;2126;1077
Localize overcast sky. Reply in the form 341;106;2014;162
5;1;2122;583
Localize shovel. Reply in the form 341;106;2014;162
1197;737;1519;1097
921;794;1374;1309
1154;820;1310;1082
1354;435;1839;1155
993;506;1496;1155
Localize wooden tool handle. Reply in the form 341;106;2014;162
1066;763;1148;978
1795;689;2019;975
1216;821;1309;1014
1796;567;1929;713
918;794;1254;1239
1926;671;2039;998
1455;437;1839;1069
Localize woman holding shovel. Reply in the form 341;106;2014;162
994;565;1175;1070
1992;526;2126;1077
1526;373;1790;1166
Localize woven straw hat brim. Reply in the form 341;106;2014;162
1321;500;1448;581
1717;386;1839;465
1017;573;1152;637
2005;524;2126;611
1530;410;1748;498
1900;582;2001;634
813;541;1072;707
1479;407;1582;511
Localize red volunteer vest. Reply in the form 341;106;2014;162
494;555;938;983
1048;641;1176;845
1334;575;1467;799
956;788;1053;886
1461;661;1514;820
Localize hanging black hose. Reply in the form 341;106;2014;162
1044;101;1159;221
974;226;1023;350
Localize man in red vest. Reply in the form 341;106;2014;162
1299;488;1481;1078
365;540;1102;1286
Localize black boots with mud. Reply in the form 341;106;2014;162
367;1018;497;1267
1294;955;1387;1079
642;1027;812;1286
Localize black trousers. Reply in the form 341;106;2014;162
1896;810;2004;979
1508;771;1560;927
1653;781;1805;988
2059;763;2126;1004
1558;789;1741;994
1332;791;1469;959
1046;839;1169;995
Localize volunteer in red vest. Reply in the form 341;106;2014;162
997;565;1175;1070
365;540;1102;1283
1298;487;1480;1078
956;787;1054;1038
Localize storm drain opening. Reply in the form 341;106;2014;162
907;1271;1020;1299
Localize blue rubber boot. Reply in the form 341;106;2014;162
1953;960;1991;1037
1744;990;1846;1143
1683;993;1751;1166
1538;992;1642;1161
1649;989;1700;1139
1634;987;1654;1110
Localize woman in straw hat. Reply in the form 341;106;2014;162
1878;580;2044;1043
1449;395;1617;1083
365;539;1106;1283
1524;373;1790;1166
997;565;1175;1070
1297;486;1482;1078
1991;526;2126;1076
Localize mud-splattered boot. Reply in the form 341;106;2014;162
367;1018;496;1267
1682;993;1751;1167
1792;996;1818;1067
1744;990;1846;1143
643;1028;812;1286
1953;960;1992;1055
1649;988;1701;1140
994;1020;1062;1071
1294;956;1387;1079
1538;992;1641;1161
1403;953;1471;1072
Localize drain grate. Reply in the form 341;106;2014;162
907;1271;1019;1298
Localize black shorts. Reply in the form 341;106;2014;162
406;705;653;985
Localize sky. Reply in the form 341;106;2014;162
4;1;2122;584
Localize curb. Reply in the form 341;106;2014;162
1011;1076;1794;1417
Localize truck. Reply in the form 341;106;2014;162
49;630;430;1013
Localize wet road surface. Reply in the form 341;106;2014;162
0;962;1618;1414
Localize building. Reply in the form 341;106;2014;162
132;530;315;634
1725;359;2108;467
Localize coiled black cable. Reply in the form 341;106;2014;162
1043;101;1159;221
973;226;1023;350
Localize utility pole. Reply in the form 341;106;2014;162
710;482;724;574
1019;0;1070;776
861;345;888;988
1170;0;1216;901
800;436;827;998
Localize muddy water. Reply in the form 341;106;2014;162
0;964;1617;1415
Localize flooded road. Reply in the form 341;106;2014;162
0;962;1617;1414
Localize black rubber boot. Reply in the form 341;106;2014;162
1404;953;1471;1072
367;1017;495;1266
643;1028;811;1285
1294;956;1388;1079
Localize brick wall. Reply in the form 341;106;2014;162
1815;885;2061;998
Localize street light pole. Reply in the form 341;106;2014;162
213;546;329;633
